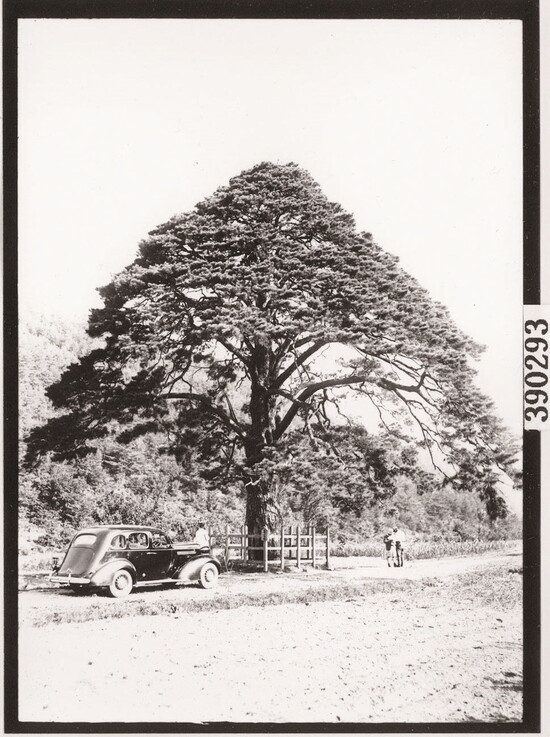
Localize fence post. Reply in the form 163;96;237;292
244;525;248;562
240;525;245;562
225;524;229;565
326;527;330;569
312;526;317;568
280;524;285;571
263;527;269;573
296;524;301;569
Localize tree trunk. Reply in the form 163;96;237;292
244;341;278;555
244;476;276;532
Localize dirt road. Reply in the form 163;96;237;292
19;549;522;724
19;546;521;624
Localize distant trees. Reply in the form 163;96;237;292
19;313;94;438
24;163;520;533
20;437;243;547
19;315;243;546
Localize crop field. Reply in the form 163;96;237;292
329;538;515;559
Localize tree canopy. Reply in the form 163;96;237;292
26;162;519;531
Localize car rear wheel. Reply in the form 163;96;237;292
198;562;219;589
108;569;133;598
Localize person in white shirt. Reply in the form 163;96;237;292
194;522;210;551
383;530;396;567
392;527;404;567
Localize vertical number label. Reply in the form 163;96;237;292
524;309;549;430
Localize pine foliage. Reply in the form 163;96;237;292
23;163;520;531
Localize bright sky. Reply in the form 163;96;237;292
18;18;523;433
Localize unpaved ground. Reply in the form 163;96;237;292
19;549;522;724
19;546;521;625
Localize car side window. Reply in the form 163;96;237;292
151;533;170;549
128;532;149;549
110;534;127;550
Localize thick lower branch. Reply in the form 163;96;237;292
272;369;435;442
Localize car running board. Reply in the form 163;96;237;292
134;578;186;587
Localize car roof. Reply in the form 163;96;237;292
75;525;164;535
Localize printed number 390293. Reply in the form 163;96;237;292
524;318;549;427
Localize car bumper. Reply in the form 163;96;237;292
49;575;91;585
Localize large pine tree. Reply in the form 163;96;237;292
26;162;519;531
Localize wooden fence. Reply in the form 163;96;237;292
214;525;331;572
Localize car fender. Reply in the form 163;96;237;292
175;555;221;583
90;559;137;587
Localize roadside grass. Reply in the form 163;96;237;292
451;566;523;610
330;539;518;560
28;562;522;628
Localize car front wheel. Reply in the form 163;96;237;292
198;562;219;589
108;569;133;598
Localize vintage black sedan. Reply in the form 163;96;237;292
49;525;221;597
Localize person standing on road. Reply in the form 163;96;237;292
383;530;396;567
393;527;404;567
194;522;210;553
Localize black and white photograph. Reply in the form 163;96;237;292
5;1;541;730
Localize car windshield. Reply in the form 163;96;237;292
151;533;170;548
71;534;97;547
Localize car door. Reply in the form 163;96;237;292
126;531;152;582
144;532;173;580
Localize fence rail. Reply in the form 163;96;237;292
213;525;330;572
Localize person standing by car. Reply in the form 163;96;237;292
393;527;404;567
383;530;396;567
194;522;210;553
